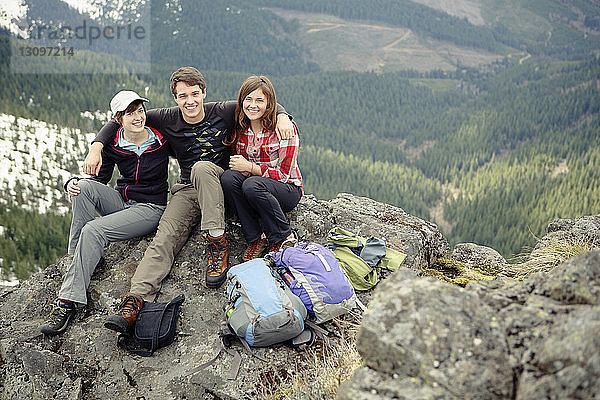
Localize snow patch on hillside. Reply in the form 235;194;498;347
0;113;95;214
60;0;101;18
0;0;29;37
61;0;149;21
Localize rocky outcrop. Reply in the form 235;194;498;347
536;214;600;252
1;195;598;400
338;215;600;400
0;193;446;400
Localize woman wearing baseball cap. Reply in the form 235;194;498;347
41;90;170;336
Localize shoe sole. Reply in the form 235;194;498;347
206;277;227;288
206;268;229;288
104;316;130;333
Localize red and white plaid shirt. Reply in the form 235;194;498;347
235;125;303;191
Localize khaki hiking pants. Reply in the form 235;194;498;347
130;161;225;301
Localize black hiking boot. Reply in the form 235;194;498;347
40;299;76;336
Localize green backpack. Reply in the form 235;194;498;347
326;227;406;291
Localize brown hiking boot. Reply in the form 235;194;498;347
242;236;269;261
206;234;229;288
104;293;144;333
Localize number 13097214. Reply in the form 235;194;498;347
18;46;75;57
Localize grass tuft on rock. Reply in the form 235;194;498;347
251;310;363;399
425;237;600;286
510;236;600;278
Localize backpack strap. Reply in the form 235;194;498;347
117;334;149;357
305;320;331;345
311;250;332;272
184;324;235;378
222;344;243;380
184;323;266;380
355;297;367;311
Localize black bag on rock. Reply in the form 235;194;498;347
117;294;185;356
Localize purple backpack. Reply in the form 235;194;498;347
271;243;357;324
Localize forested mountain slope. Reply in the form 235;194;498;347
0;0;598;279
256;0;600;60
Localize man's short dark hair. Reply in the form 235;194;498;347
170;67;206;96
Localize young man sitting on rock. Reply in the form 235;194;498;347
83;67;294;334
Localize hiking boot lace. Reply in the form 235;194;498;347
47;302;70;324
207;240;227;273
119;295;143;318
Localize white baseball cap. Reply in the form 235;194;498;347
110;90;149;114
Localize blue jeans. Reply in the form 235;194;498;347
220;170;302;245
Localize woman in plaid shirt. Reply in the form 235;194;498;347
221;75;303;261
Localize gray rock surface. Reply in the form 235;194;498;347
452;242;509;273
0;193;446;400
338;249;600;400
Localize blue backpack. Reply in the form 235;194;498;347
225;258;307;347
271;243;357;324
